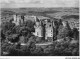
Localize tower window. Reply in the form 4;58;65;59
51;30;52;32
51;34;53;36
50;25;51;27
37;32;38;35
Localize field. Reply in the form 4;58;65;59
1;7;79;19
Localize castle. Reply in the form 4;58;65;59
12;14;24;26
32;16;54;42
12;14;55;42
12;14;71;42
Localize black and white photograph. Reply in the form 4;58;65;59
0;0;79;56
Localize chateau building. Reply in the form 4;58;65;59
13;15;55;42
33;16;54;42
12;15;72;42
12;14;24;26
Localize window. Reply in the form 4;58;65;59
50;25;51;27
51;30;52;32
51;35;52;36
37;32;38;35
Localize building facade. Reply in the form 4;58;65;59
13;14;24;26
33;16;54;42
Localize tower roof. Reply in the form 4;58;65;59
36;16;40;22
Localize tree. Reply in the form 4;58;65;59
72;28;79;40
1;30;6;41
58;19;63;26
53;20;59;40
1;21;15;35
57;21;71;39
24;20;35;32
54;20;59;29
